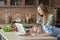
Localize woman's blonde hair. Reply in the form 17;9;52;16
38;4;49;14
37;4;49;24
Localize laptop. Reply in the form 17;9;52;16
15;23;26;34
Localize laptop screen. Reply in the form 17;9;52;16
15;23;26;34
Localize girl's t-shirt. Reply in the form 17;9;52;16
42;25;60;38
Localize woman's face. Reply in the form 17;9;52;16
37;7;44;15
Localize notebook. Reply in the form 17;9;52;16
15;23;26;34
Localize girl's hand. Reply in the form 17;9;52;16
31;33;36;36
39;33;51;36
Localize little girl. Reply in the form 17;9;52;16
19;23;43;36
29;23;43;36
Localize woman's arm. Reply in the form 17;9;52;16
46;14;54;26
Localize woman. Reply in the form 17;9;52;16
36;4;54;26
36;4;60;40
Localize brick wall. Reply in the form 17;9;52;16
0;7;37;24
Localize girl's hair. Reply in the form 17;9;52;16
35;23;42;27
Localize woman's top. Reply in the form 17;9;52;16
36;14;55;26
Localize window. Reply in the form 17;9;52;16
56;8;60;27
25;0;36;5
10;0;22;6
0;0;7;5
16;0;22;6
39;0;49;5
10;0;15;5
57;8;60;19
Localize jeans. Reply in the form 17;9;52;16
57;37;60;40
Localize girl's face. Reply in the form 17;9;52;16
32;24;43;34
37;7;44;15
